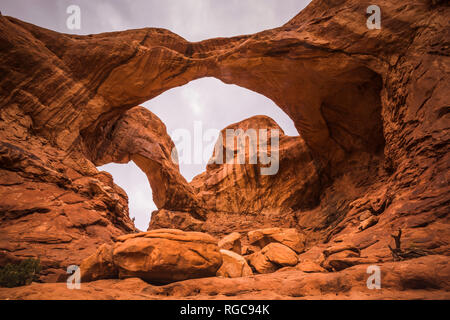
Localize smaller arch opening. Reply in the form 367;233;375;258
97;161;156;232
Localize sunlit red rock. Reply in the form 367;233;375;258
113;229;222;284
216;249;253;278
218;232;242;255
247;243;299;274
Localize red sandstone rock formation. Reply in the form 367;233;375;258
188;116;320;236
0;0;448;299
87;106;202;216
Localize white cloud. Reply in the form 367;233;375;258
95;2;127;31
182;86;203;115
98;162;156;231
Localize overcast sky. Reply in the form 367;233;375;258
2;0;311;231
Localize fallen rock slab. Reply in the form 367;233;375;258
148;210;204;232
218;232;242;255
247;228;306;254
113;229;222;284
80;244;117;282
248;243;299;274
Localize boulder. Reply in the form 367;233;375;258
1;255;449;300
80;244;117;282
218;232;242;255
247;228;306;253
113;229;222;284
247;243;299;274
216;249;253;278
241;245;260;256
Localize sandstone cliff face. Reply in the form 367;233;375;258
189;116;320;236
0;0;449;291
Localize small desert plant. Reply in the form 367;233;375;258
388;230;432;261
0;258;41;288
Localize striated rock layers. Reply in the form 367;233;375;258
189;116;320;236
0;0;449;296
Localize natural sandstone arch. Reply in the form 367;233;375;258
84;106;203;218
67;28;386;212
81;61;384;220
1;4;388;180
5;0;394;220
81;31;386;176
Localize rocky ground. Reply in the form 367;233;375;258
0;0;449;299
1;255;448;300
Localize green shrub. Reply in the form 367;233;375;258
0;258;41;288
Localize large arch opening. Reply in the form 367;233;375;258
96;77;299;230
146;77;299;182
97;162;156;232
